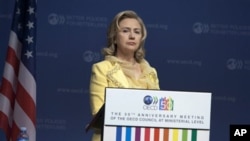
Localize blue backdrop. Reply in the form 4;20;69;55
1;0;250;141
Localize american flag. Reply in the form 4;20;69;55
0;0;37;141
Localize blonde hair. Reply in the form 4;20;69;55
102;10;147;62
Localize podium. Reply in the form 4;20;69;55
87;88;212;141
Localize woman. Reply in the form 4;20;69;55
89;10;160;141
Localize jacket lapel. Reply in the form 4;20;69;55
106;63;129;88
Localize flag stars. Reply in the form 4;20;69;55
26;21;34;29
18;23;22;30
24;50;33;59
26;36;33;44
16;8;21;14
27;7;35;15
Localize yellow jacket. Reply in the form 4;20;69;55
89;58;160;141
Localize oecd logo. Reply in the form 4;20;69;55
193;22;209;34
143;95;158;110
48;13;65;25
227;58;243;70
159;97;174;111
82;50;100;63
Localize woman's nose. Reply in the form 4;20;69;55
129;31;135;39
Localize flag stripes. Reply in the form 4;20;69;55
0;0;37;140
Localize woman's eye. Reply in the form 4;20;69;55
135;31;141;34
122;29;129;33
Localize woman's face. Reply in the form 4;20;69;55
115;18;142;55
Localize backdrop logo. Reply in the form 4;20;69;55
227;58;243;70
143;95;158;110
47;13;108;28
193;22;250;36
227;58;250;71
159;97;174;111
48;13;65;25
193;22;209;34
83;50;100;63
